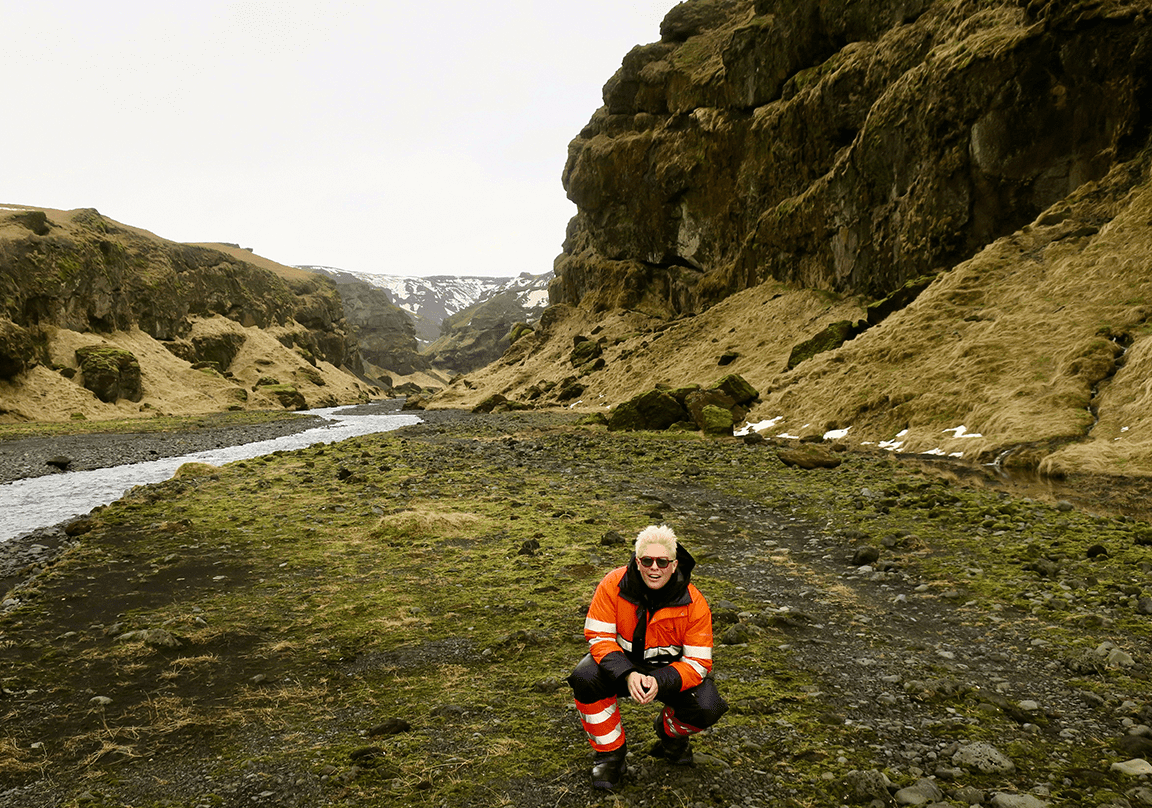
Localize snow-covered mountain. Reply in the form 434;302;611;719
300;267;552;344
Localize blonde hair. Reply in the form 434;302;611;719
634;524;678;558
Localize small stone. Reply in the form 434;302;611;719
366;718;411;737
1112;758;1152;776
989;794;1048;808
1108;648;1136;668
953;742;1015;775
894;777;942;805
842;769;892;803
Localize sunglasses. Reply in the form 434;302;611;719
638;556;674;569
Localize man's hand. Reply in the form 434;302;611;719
627;671;657;704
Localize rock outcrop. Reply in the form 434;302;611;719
315;268;427;382
553;0;1152;315
74;346;142;404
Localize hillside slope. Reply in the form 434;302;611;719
0;207;383;422
434;0;1152;478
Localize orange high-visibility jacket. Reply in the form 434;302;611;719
583;546;714;692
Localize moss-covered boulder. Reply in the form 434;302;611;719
786;321;864;370
710;373;758;406
570;337;604;371
700;404;735;436
75;345;143;403
607;389;687;432
473;393;509;413
685;388;736;428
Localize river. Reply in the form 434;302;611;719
0;405;422;543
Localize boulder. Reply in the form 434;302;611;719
777;445;842;470
257;383;306;410
75;345;143;403
607;389;687;431
473;393;509;413
699;404;735;436
569;337;603;370
787;320;865;370
685;389;737;427
709;374;758;406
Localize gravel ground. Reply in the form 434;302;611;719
2;410;1151;807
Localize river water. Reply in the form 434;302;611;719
0;406;422;543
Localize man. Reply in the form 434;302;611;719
566;524;728;791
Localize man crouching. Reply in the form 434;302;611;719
566;524;728;791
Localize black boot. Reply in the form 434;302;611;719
591;745;627;790
650;718;694;766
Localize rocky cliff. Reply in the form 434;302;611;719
0;207;381;421
309;268;427;381
435;0;1152;479
553;0;1151;313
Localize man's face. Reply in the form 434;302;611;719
636;544;677;590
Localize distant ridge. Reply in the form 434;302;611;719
299;267;552;345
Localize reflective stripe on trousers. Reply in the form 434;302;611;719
659;705;703;739
575;696;625;752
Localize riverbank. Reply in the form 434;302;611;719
0;402;475;594
1;411;1151;807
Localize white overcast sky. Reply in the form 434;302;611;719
2;1;674;277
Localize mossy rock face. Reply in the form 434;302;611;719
509;322;534;344
191;332;246;372
0;319;37;379
257;383;306;410
569;337;603;370
607;389;687;431
294;365;325;387
10;210;51;236
75;345;143;403
786;321;864;370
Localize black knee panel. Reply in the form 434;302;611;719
664;678;729;729
566;654;618;703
